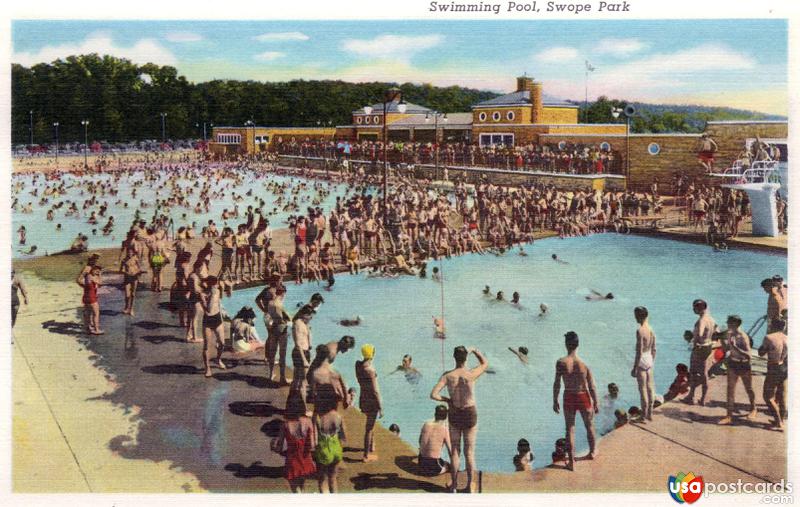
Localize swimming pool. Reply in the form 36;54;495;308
223;234;785;473
11;171;361;259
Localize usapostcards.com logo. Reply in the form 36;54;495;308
668;472;705;504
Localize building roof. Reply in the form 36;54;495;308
352;101;432;115
387;112;473;129
473;90;576;108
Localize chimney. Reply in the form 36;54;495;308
530;81;543;124
516;76;533;92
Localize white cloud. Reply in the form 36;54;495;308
13;31;177;67
594;38;646;57
342;34;443;60
165;31;203;43
543;43;760;104
534;46;579;63
253;31;309;42
254;51;285;62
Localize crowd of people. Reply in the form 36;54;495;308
274;139;623;175
10;145;788;494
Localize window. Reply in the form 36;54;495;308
216;133;242;144
373;116;381;124
492;111;501;122
478;112;487;122
356;116;363;124
479;133;514;147
600;141;611;151
648;142;661;155
506;111;515;121
365;116;371;124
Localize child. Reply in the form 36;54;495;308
513;439;535;471
663;363;690;402
80;265;104;335
551;438;570;467
613;409;629;429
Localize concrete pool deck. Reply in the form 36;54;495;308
10;230;788;493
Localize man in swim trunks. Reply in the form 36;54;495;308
418;404;452;476
430;346;488;493
697;134;718;172
758;318;788;430
553;331;599;471
683;299;717;406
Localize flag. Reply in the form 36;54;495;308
585;60;596;72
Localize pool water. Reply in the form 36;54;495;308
222;234;786;473
11;171;362;258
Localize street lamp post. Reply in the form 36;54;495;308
81;120;89;169
244;120;255;155
53;122;60;165
29;110;33;146
611;106;634;181
425;111;448;181
195;121;213;142
363;87;406;224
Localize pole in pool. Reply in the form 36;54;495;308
81;119;89;169
53;122;60;166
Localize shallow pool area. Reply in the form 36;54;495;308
222;234;785;473
11;171;361;258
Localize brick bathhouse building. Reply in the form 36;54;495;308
209;75;787;191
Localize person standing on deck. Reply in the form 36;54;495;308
719;315;756;425
758;318;788;430
553;331;599;471
631;307;656;422
430;346;488;493
683;299;717;406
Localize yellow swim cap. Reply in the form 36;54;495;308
361;344;375;360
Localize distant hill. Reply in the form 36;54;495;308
572;97;785;134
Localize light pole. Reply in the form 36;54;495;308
160;112;168;145
611;106;634;180
363;87;406;224
53;122;60;165
195;121;213;142
81;120;89;169
425;111;448;181
29;110;33;146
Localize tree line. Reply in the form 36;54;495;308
11;54;496;145
12;54;781;145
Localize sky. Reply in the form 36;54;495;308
12;19;788;115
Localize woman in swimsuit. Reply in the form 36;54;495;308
272;393;316;493
200;276;227;377
631;306;656;422
355;344;383;462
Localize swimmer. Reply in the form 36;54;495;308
391;354;422;383
432;267;442;282
433;317;446;340
552;254;568;264
511;292;521;305
518;246;528;257
496;291;505;302
586;289;614;301
339;316;362;327
539;303;549;317
509;346;529;364
19;245;38;255
482;285;491;296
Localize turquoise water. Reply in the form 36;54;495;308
222;234;786;473
11;171;361;258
